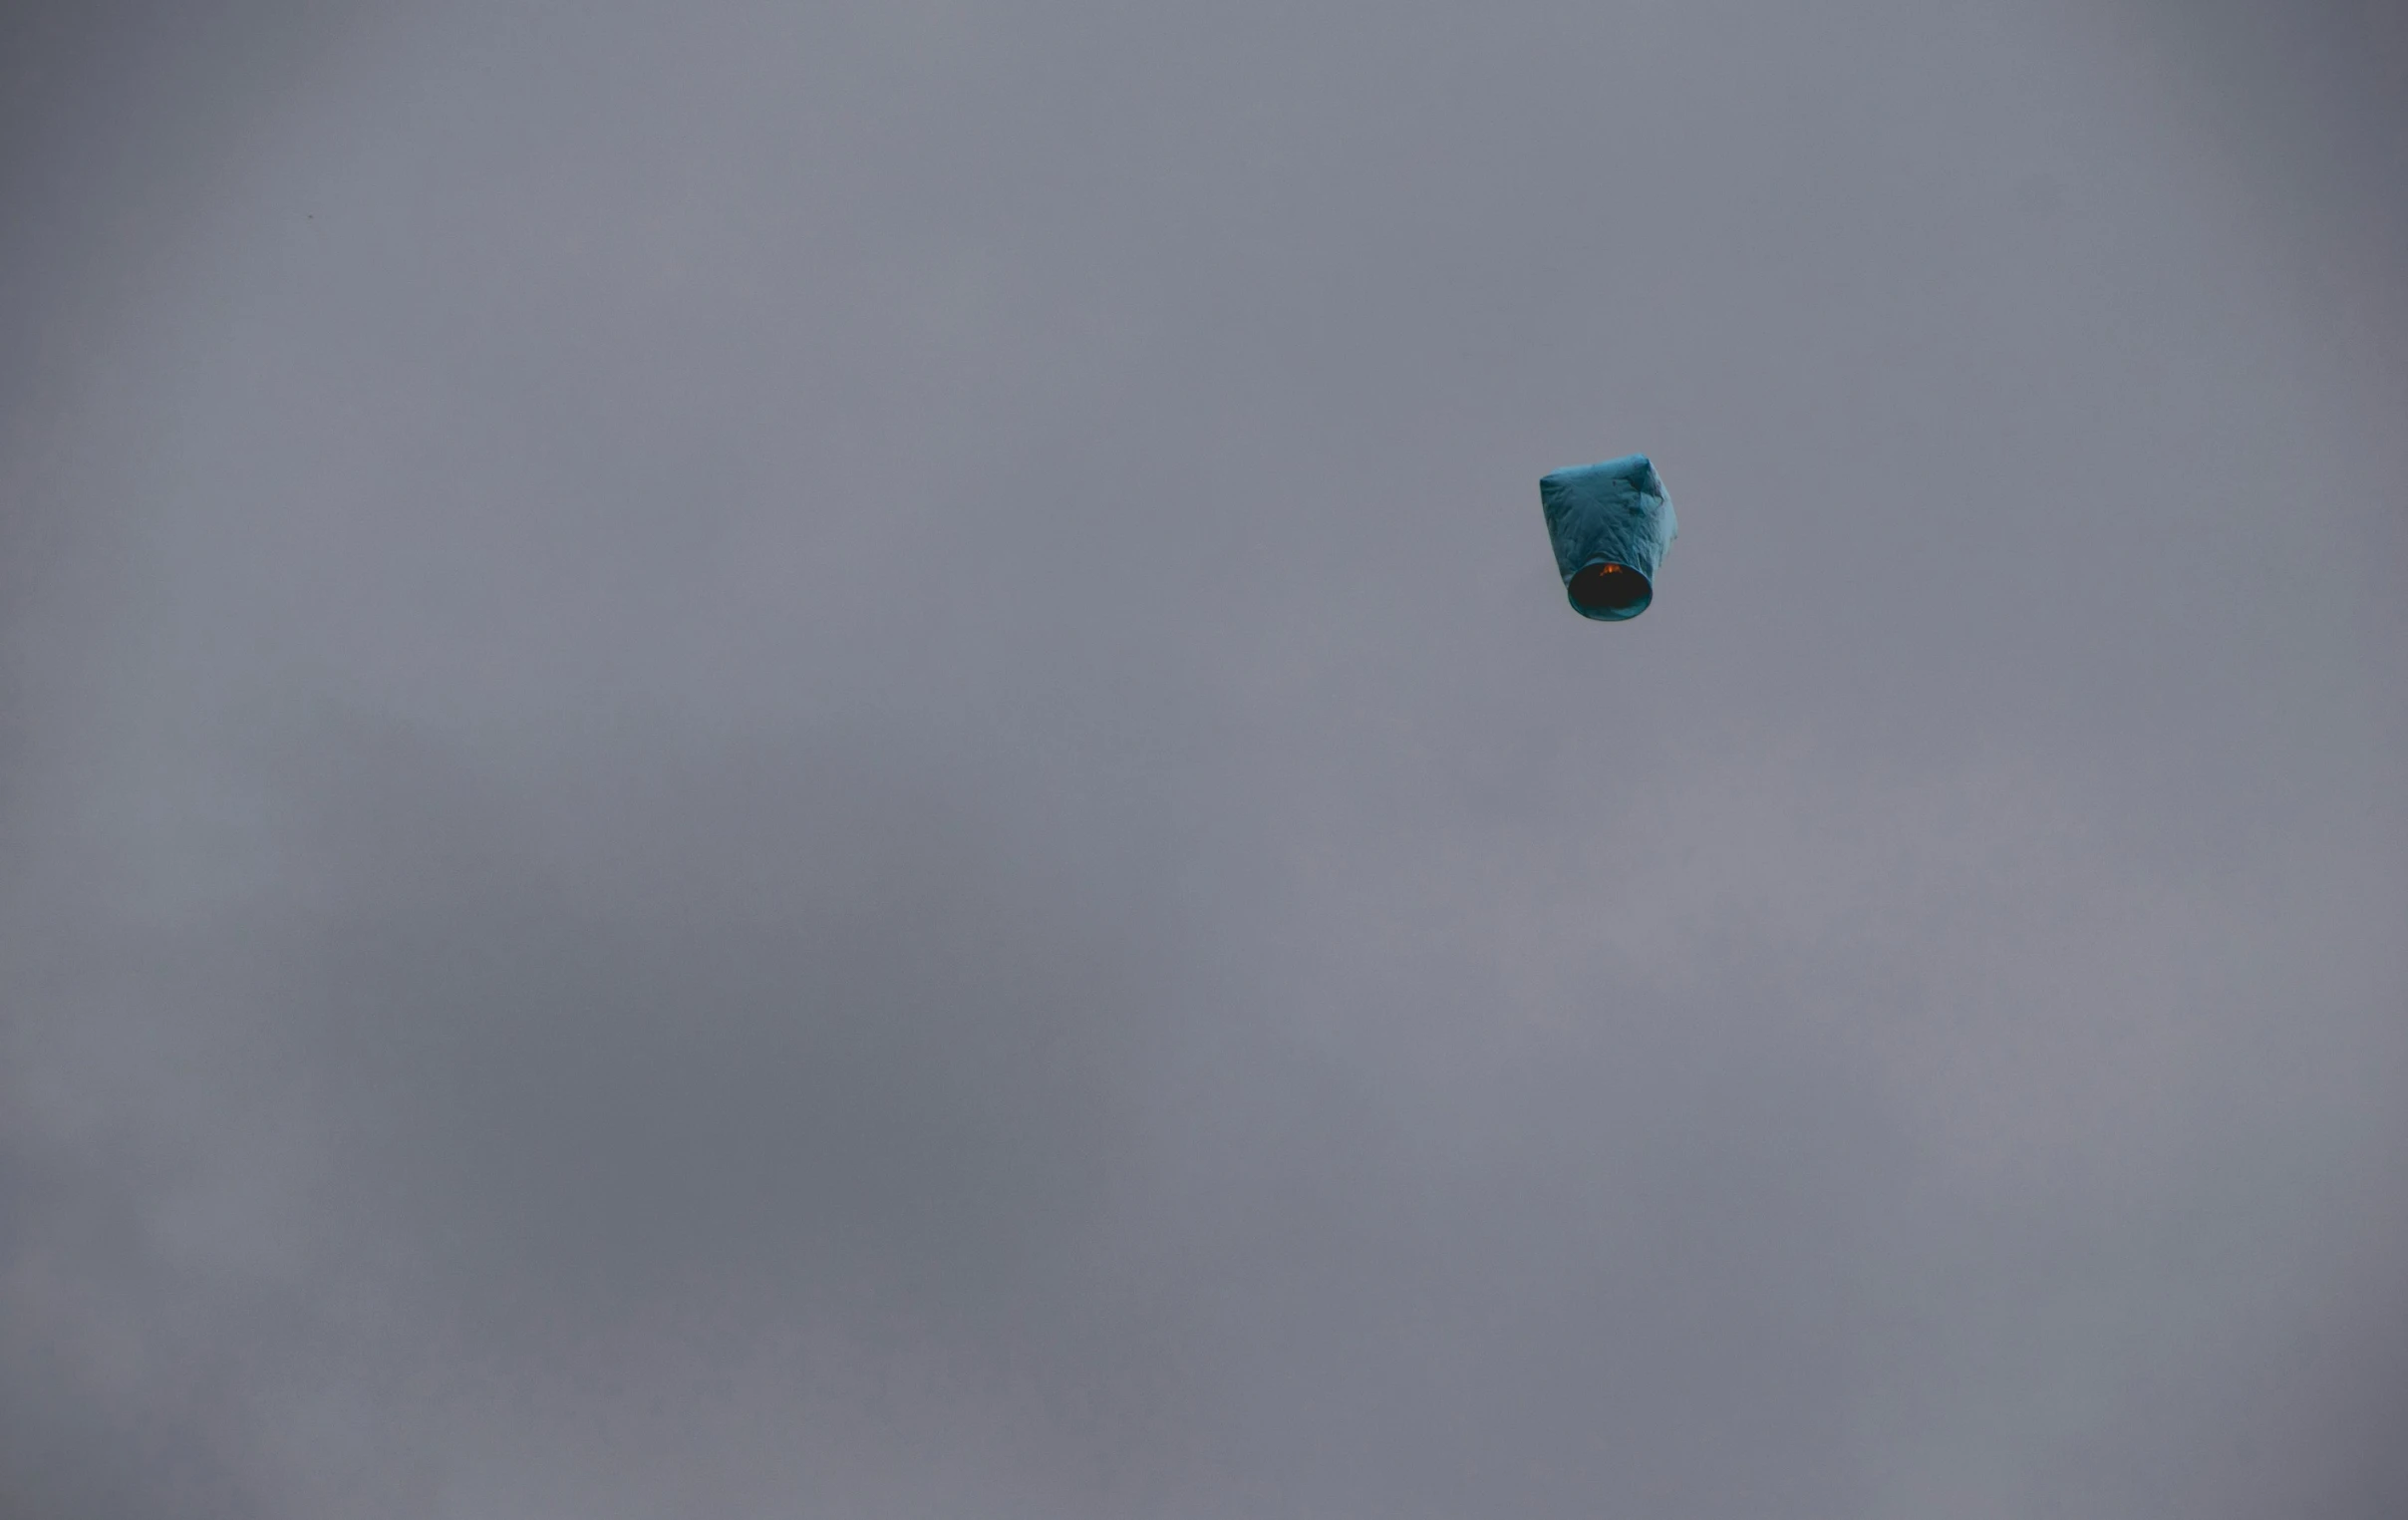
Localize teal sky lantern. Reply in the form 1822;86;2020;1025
1539;455;1677;621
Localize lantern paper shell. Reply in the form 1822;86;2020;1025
1539;455;1677;621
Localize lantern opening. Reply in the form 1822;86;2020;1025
1568;561;1652;616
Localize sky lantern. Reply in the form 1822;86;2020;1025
1540;455;1677;621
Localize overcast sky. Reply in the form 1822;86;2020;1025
3;1;2402;1516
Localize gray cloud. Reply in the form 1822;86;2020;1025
4;0;2402;1516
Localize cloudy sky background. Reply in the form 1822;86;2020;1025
3;1;2403;1516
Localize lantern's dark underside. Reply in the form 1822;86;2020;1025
1540;455;1677;622
1567;561;1651;616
